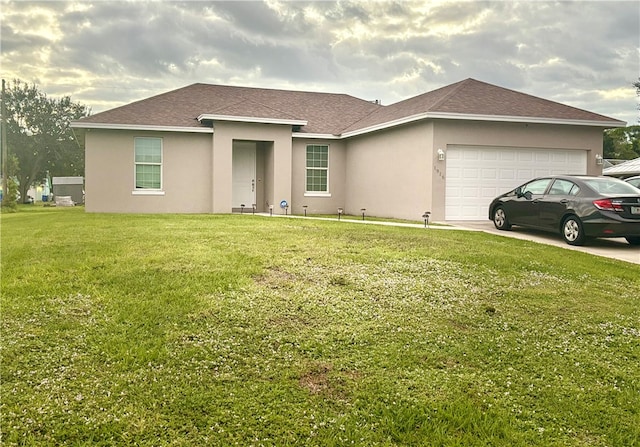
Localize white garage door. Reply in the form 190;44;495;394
445;146;587;220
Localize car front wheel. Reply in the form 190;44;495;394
493;207;512;230
562;216;585;246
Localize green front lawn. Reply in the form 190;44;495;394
1;208;639;446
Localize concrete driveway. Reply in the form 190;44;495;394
447;221;640;265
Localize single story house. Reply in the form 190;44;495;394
71;78;625;221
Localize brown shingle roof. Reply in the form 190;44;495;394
78;83;382;134
75;79;624;135
342;78;623;133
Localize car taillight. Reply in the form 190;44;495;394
593;198;624;212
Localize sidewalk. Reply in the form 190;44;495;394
256;212;468;230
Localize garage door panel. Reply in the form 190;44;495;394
481;187;499;199
481;168;497;178
462;205;482;218
515;152;531;162
463;168;479;178
517;169;534;179
445;146;587;220
534;169;551;177
463;151;480;160
447;166;463;179
501;151;516;160
482;152;498;161
463;187;480;198
552;153;568;162
536;152;551;162
499;169;516;180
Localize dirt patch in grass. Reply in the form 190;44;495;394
299;362;333;395
254;267;298;289
298;362;363;403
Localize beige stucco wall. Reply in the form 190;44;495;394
84;118;606;219
85;130;213;213
290;139;347;215
344;122;434;220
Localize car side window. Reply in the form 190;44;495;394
548;179;579;196
522;179;551;195
568;184;580;196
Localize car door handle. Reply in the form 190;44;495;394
560;199;569;204
532;199;539;204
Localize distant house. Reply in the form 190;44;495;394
71;78;624;221
603;157;640;178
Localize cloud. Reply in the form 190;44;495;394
1;0;637;124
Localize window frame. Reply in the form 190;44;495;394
132;137;164;195
304;144;331;197
548;179;580;196
522;178;551;195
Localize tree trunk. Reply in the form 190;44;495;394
17;152;44;203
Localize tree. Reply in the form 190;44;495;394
2;80;89;203
635;77;640;124
603;125;640;160
0;154;19;210
602;79;640;160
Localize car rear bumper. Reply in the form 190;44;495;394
584;220;640;238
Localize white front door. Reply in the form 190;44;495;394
232;142;256;208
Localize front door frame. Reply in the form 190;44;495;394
232;141;257;210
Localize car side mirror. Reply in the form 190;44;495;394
516;188;532;200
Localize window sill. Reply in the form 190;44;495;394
132;190;165;196
304;192;331;198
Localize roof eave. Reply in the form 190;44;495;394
292;132;341;140
198;114;308;126
70;122;214;133
426;112;627;128
341;112;626;138
341;113;430;138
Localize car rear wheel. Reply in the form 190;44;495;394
493;207;511;230
562;216;585;246
625;236;640;246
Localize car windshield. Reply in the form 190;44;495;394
583;178;640;195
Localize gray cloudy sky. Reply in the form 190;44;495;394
2;0;639;124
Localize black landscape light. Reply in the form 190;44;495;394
422;211;431;228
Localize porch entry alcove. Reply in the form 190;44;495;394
232;140;272;213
